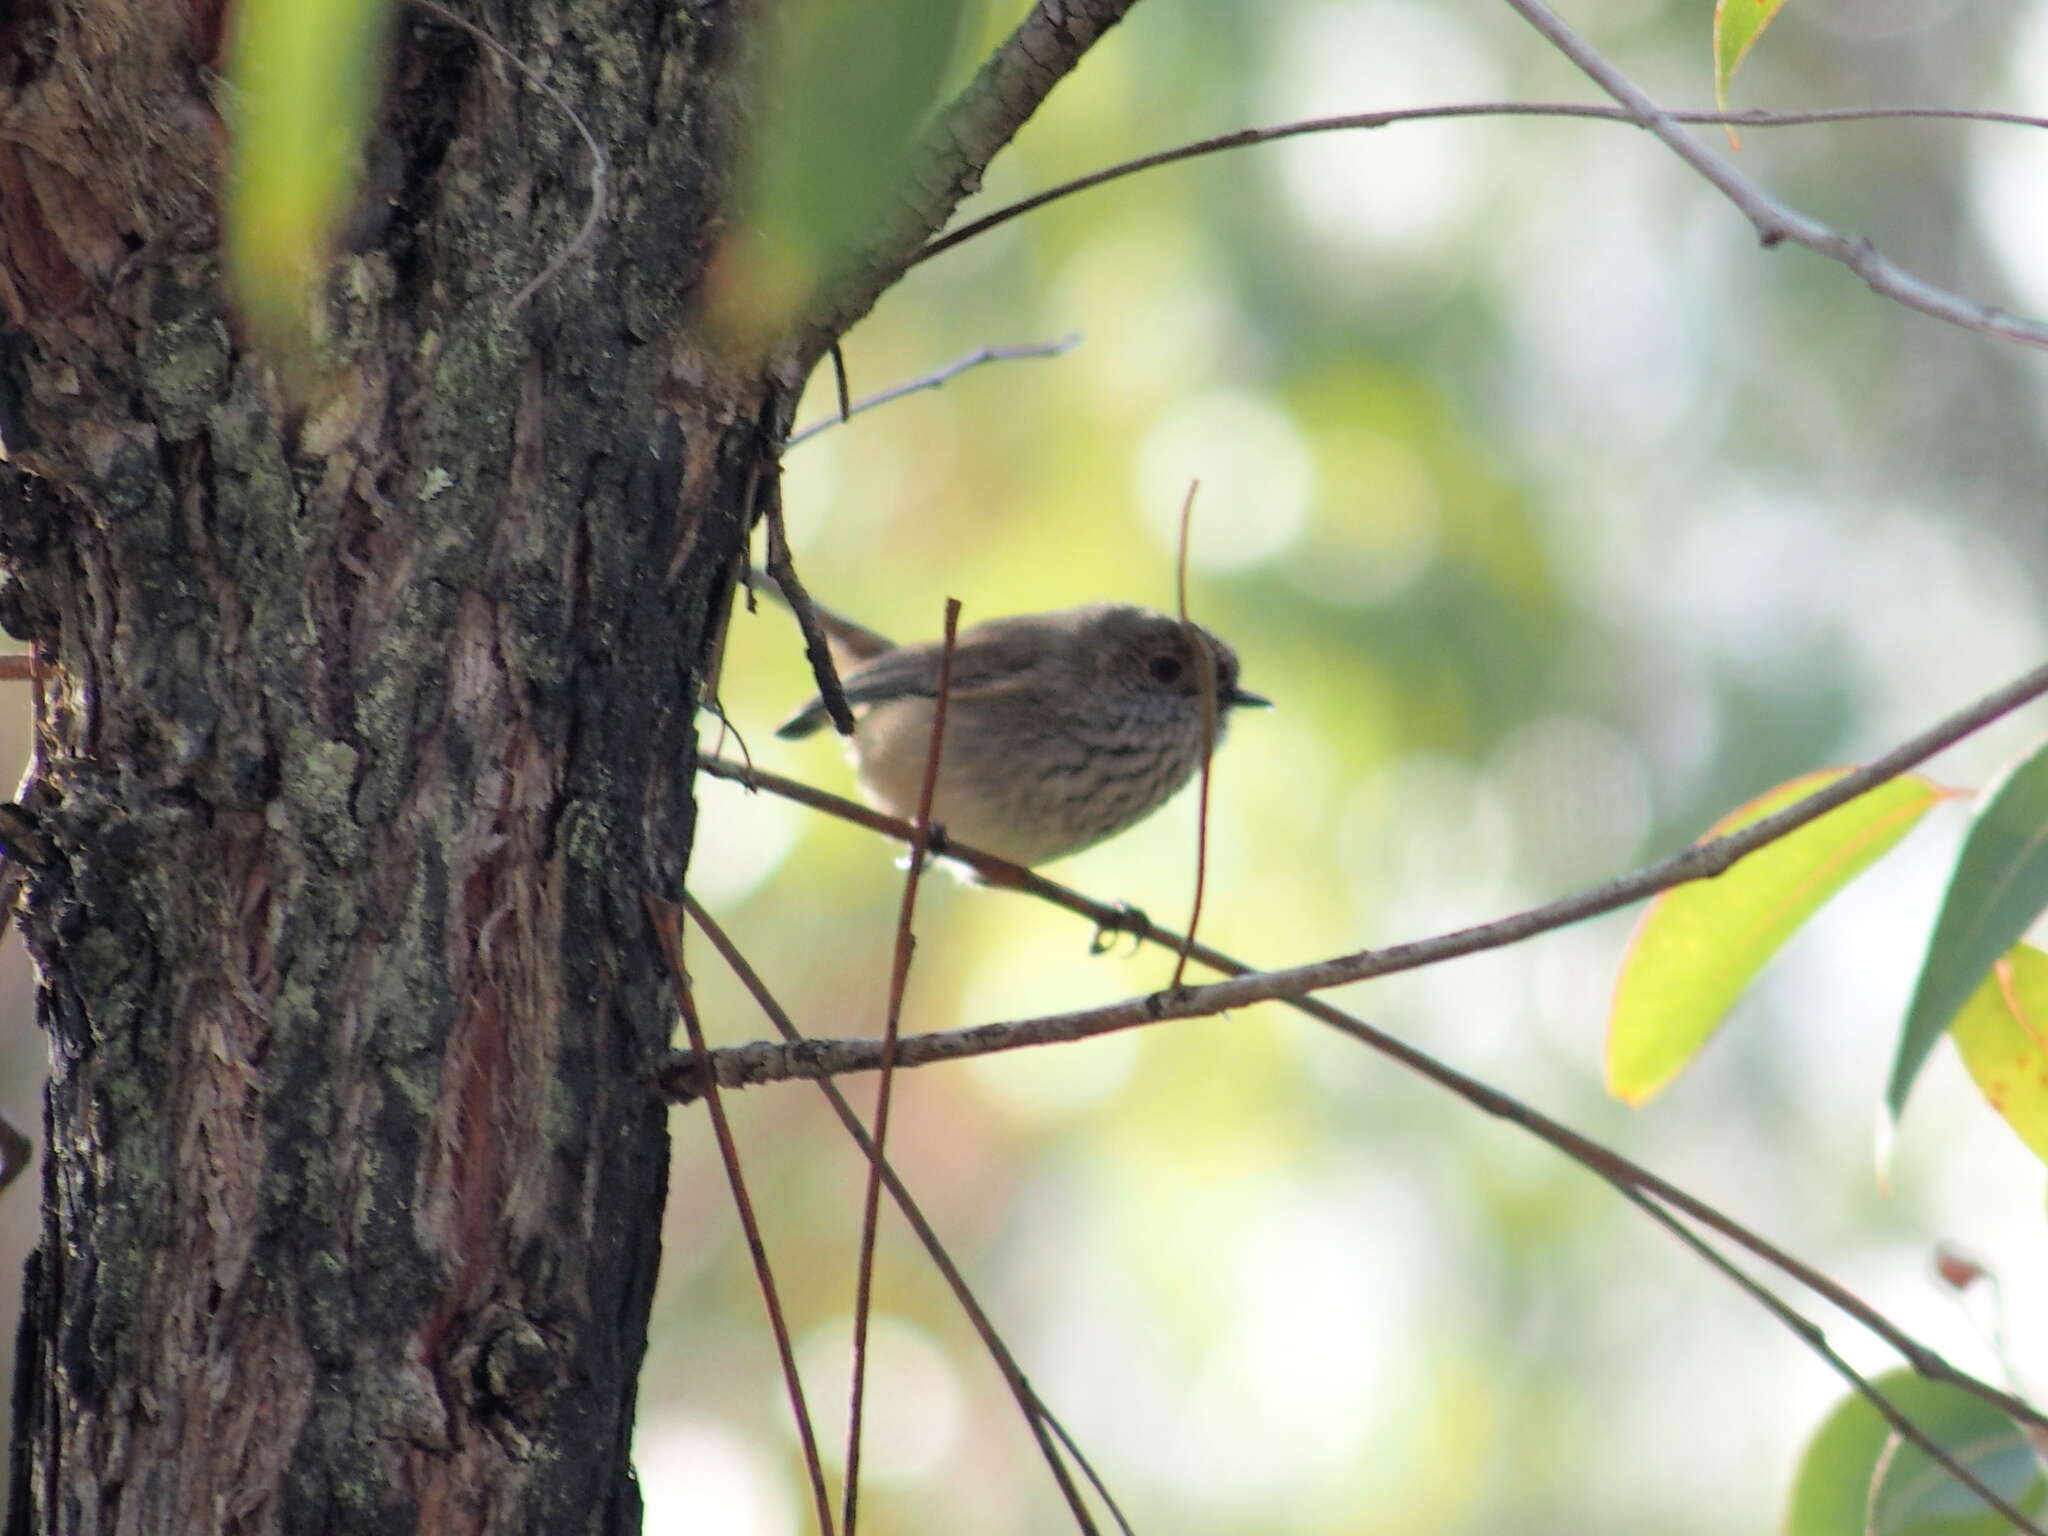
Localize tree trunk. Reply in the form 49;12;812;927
0;0;775;1526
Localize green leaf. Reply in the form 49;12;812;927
1787;1369;2047;1535
1713;0;1791;112
1950;944;2048;1168
1889;738;2048;1125
1608;770;1941;1105
226;0;391;378
717;0;975;335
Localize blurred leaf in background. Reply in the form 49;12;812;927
707;0;977;343
1785;1369;2047;1536
226;0;391;377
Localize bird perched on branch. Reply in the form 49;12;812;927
765;577;1270;867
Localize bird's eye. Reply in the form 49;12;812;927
1148;654;1184;684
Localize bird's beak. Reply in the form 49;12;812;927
1225;687;1273;710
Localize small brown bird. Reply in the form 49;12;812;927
772;586;1270;866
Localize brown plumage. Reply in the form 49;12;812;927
772;590;1270;866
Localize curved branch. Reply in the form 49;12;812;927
788;0;1143;368
675;752;2048;1437
683;655;2048;1086
1504;0;2048;348
915;102;2048;267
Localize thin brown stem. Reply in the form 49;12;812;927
682;892;1118;1535
643;896;837;1535
783;337;1079;450
1172;481;1210;992
915;102;2048;278
830;344;851;424
843;600;961;1535
1616;1183;2043;1533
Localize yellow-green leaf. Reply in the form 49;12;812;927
1714;0;1791;111
1608;770;1942;1105
226;0;391;376
1951;944;2048;1168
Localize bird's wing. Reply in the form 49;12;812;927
774;622;1050;739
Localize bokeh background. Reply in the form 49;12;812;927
9;0;2048;1529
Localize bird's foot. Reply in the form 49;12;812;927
1088;900;1150;956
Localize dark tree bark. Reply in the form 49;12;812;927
0;0;778;1528
0;0;1134;1525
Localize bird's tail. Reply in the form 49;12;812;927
745;565;896;667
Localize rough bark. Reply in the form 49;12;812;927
0;0;780;1528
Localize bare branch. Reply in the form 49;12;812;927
784;336;1080;449
682;656;2048;1088
674;654;2048;1436
789;0;1144;367
1615;1182;2044;1534
763;486;856;737
915;102;2048;268
1502;0;2048;348
1172;481;1211;992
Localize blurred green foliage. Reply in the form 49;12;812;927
723;0;977;334
225;0;390;378
1787;1369;2047;1535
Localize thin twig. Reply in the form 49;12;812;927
844;599;960;1536
687;657;2048;1091
916;102;2048;270
1172;481;1210;993
643;896;837;1536
1501;0;2048;349
682;892;1118;1535
830;344;852;424
0;655;30;681
763;491;856;737
680;743;2048;1436
1615;1183;2044;1534
784;337;1080;450
403;0;609;317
